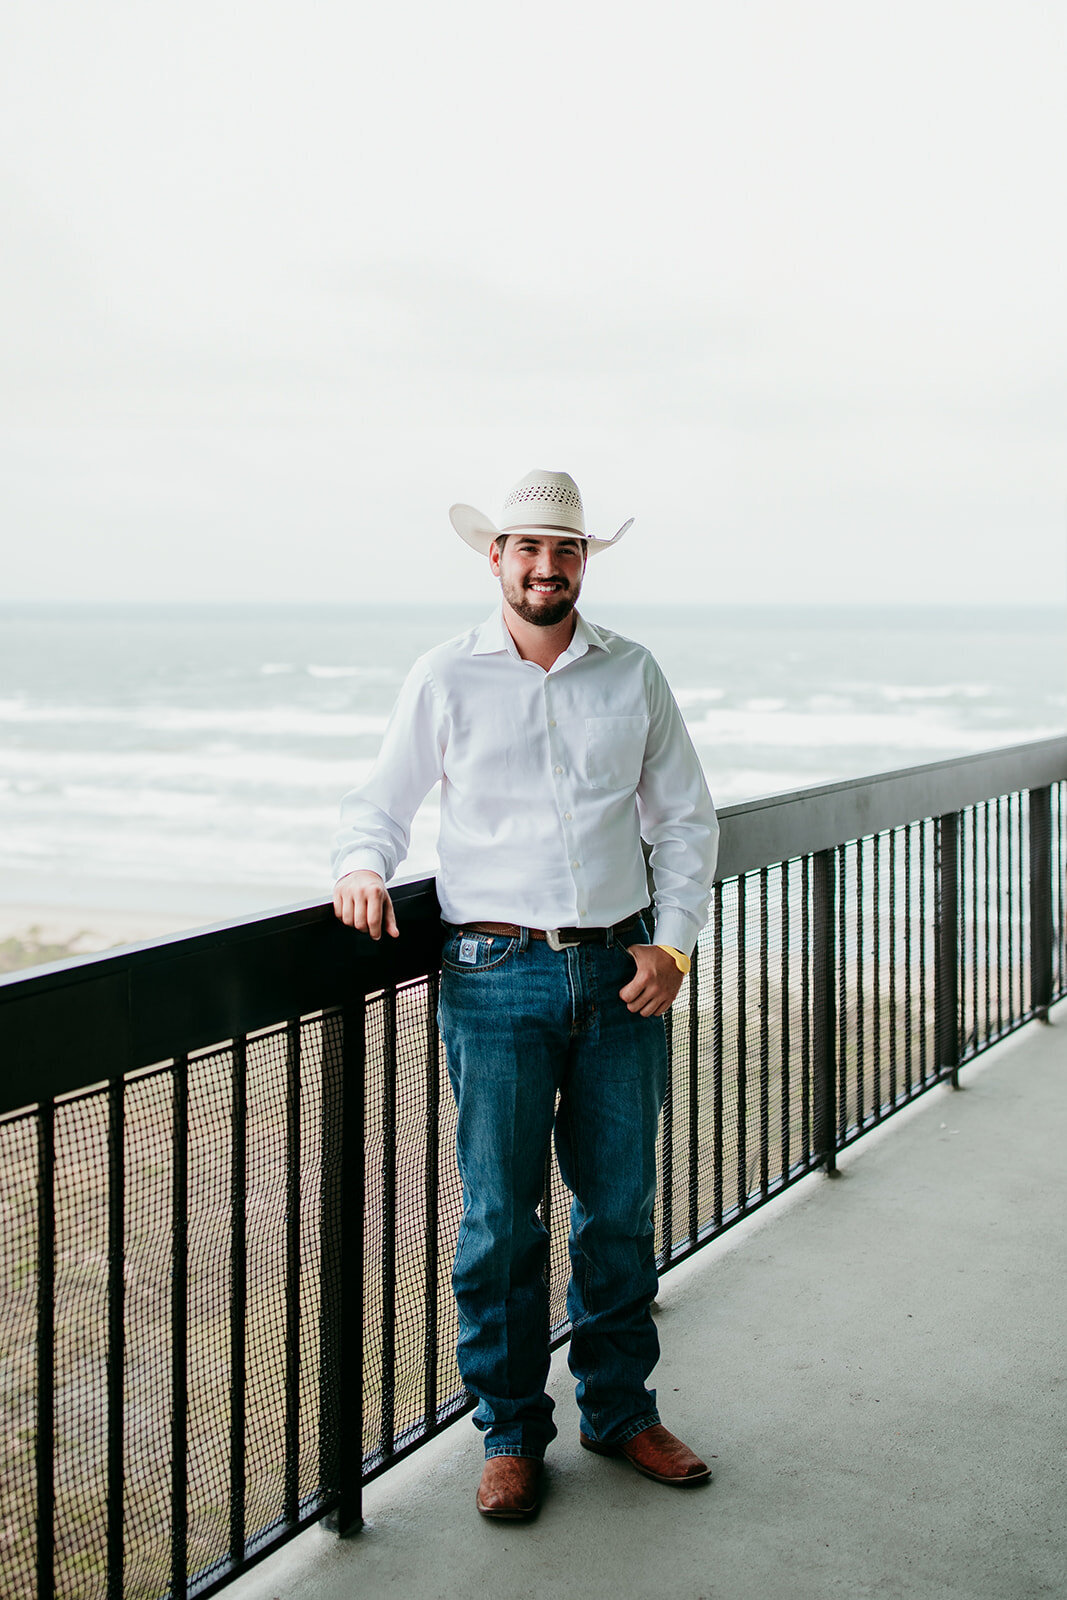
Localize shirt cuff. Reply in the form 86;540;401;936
333;850;390;885
651;909;701;958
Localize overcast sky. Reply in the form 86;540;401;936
3;0;1065;607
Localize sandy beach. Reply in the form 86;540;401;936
0;875;328;972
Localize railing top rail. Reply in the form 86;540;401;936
715;733;1067;879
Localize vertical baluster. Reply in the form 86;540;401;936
1006;795;1016;1028
171;1056;189;1600
837;844;848;1142
36;1100;55;1600
319;998;365;1536
712;886;724;1229
229;1039;246;1567
759;868;770;1200
970;806;979;1055
780;863;791;1183
813;849;838;1175
903;825;913;1097
873;835;881;1117
889;828;898;1106
107;1074;125;1600
984;802;992;1047
855;840;865;1127
736;876;747;1213
801;855;812;1164
919;821;928;1084
380;991;398;1462
284;1022;301;1525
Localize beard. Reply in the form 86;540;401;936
501;575;582;628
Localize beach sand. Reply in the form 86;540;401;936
0;874;328;973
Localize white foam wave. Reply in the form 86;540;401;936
0;698;389;740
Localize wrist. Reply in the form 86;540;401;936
656;943;691;976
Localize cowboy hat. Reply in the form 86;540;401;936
449;469;633;557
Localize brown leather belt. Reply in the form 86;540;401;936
461;917;642;951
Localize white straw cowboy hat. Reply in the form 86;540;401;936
449;470;633;558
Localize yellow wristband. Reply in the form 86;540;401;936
656;944;691;976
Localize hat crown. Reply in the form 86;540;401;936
500;470;585;534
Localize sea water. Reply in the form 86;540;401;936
0;602;1063;917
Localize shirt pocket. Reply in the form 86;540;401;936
584;714;649;791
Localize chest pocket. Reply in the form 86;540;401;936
584;715;649;791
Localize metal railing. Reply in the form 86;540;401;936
2;737;1065;1600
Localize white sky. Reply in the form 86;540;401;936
2;0;1066;606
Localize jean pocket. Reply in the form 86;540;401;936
441;931;520;974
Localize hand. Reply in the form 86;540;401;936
332;870;399;940
619;944;685;1018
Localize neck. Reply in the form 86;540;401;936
501;603;578;671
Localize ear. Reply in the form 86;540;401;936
489;540;503;577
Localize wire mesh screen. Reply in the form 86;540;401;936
1;1015;337;1600
835;822;938;1144
958;794;1031;1059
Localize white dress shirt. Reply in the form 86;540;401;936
331;608;719;955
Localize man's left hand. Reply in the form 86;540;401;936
620;944;685;1018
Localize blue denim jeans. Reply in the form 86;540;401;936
438;919;668;1460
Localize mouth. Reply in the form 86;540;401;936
526;580;565;594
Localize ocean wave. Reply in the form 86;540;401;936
0;746;378;792
0;698;389;740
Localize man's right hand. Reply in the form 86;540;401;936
332;871;399;940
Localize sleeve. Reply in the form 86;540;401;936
635;656;719;956
330;660;447;885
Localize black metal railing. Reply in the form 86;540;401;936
2;737;1065;1600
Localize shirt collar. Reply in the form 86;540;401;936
471;607;610;664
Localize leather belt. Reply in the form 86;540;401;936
461;917;642;952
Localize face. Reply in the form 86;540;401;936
489;533;587;628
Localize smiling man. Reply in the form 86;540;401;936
332;469;719;1520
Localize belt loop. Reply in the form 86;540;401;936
519;925;530;952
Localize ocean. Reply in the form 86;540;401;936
1;602;1063;919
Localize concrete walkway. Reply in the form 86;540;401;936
230;1008;1067;1600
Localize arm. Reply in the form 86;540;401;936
330;661;447;938
634;656;719;955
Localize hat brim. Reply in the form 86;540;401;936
449;504;632;557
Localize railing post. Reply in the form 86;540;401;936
935;812;961;1086
319;996;365;1537
812;848;838;1175
1029;786;1054;1021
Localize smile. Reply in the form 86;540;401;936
527;582;564;593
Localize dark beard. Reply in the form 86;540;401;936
503;578;581;628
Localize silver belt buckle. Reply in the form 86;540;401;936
546;927;580;952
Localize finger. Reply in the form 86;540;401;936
384;897;400;938
333;886;344;920
366;893;384;941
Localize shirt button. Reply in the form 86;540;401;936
572;860;580;869
548;718;557;728
564;811;572;821
554;765;563;775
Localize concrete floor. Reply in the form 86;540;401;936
228;1007;1067;1600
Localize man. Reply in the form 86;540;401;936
332;469;719;1520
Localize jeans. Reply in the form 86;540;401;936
438;919;668;1460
